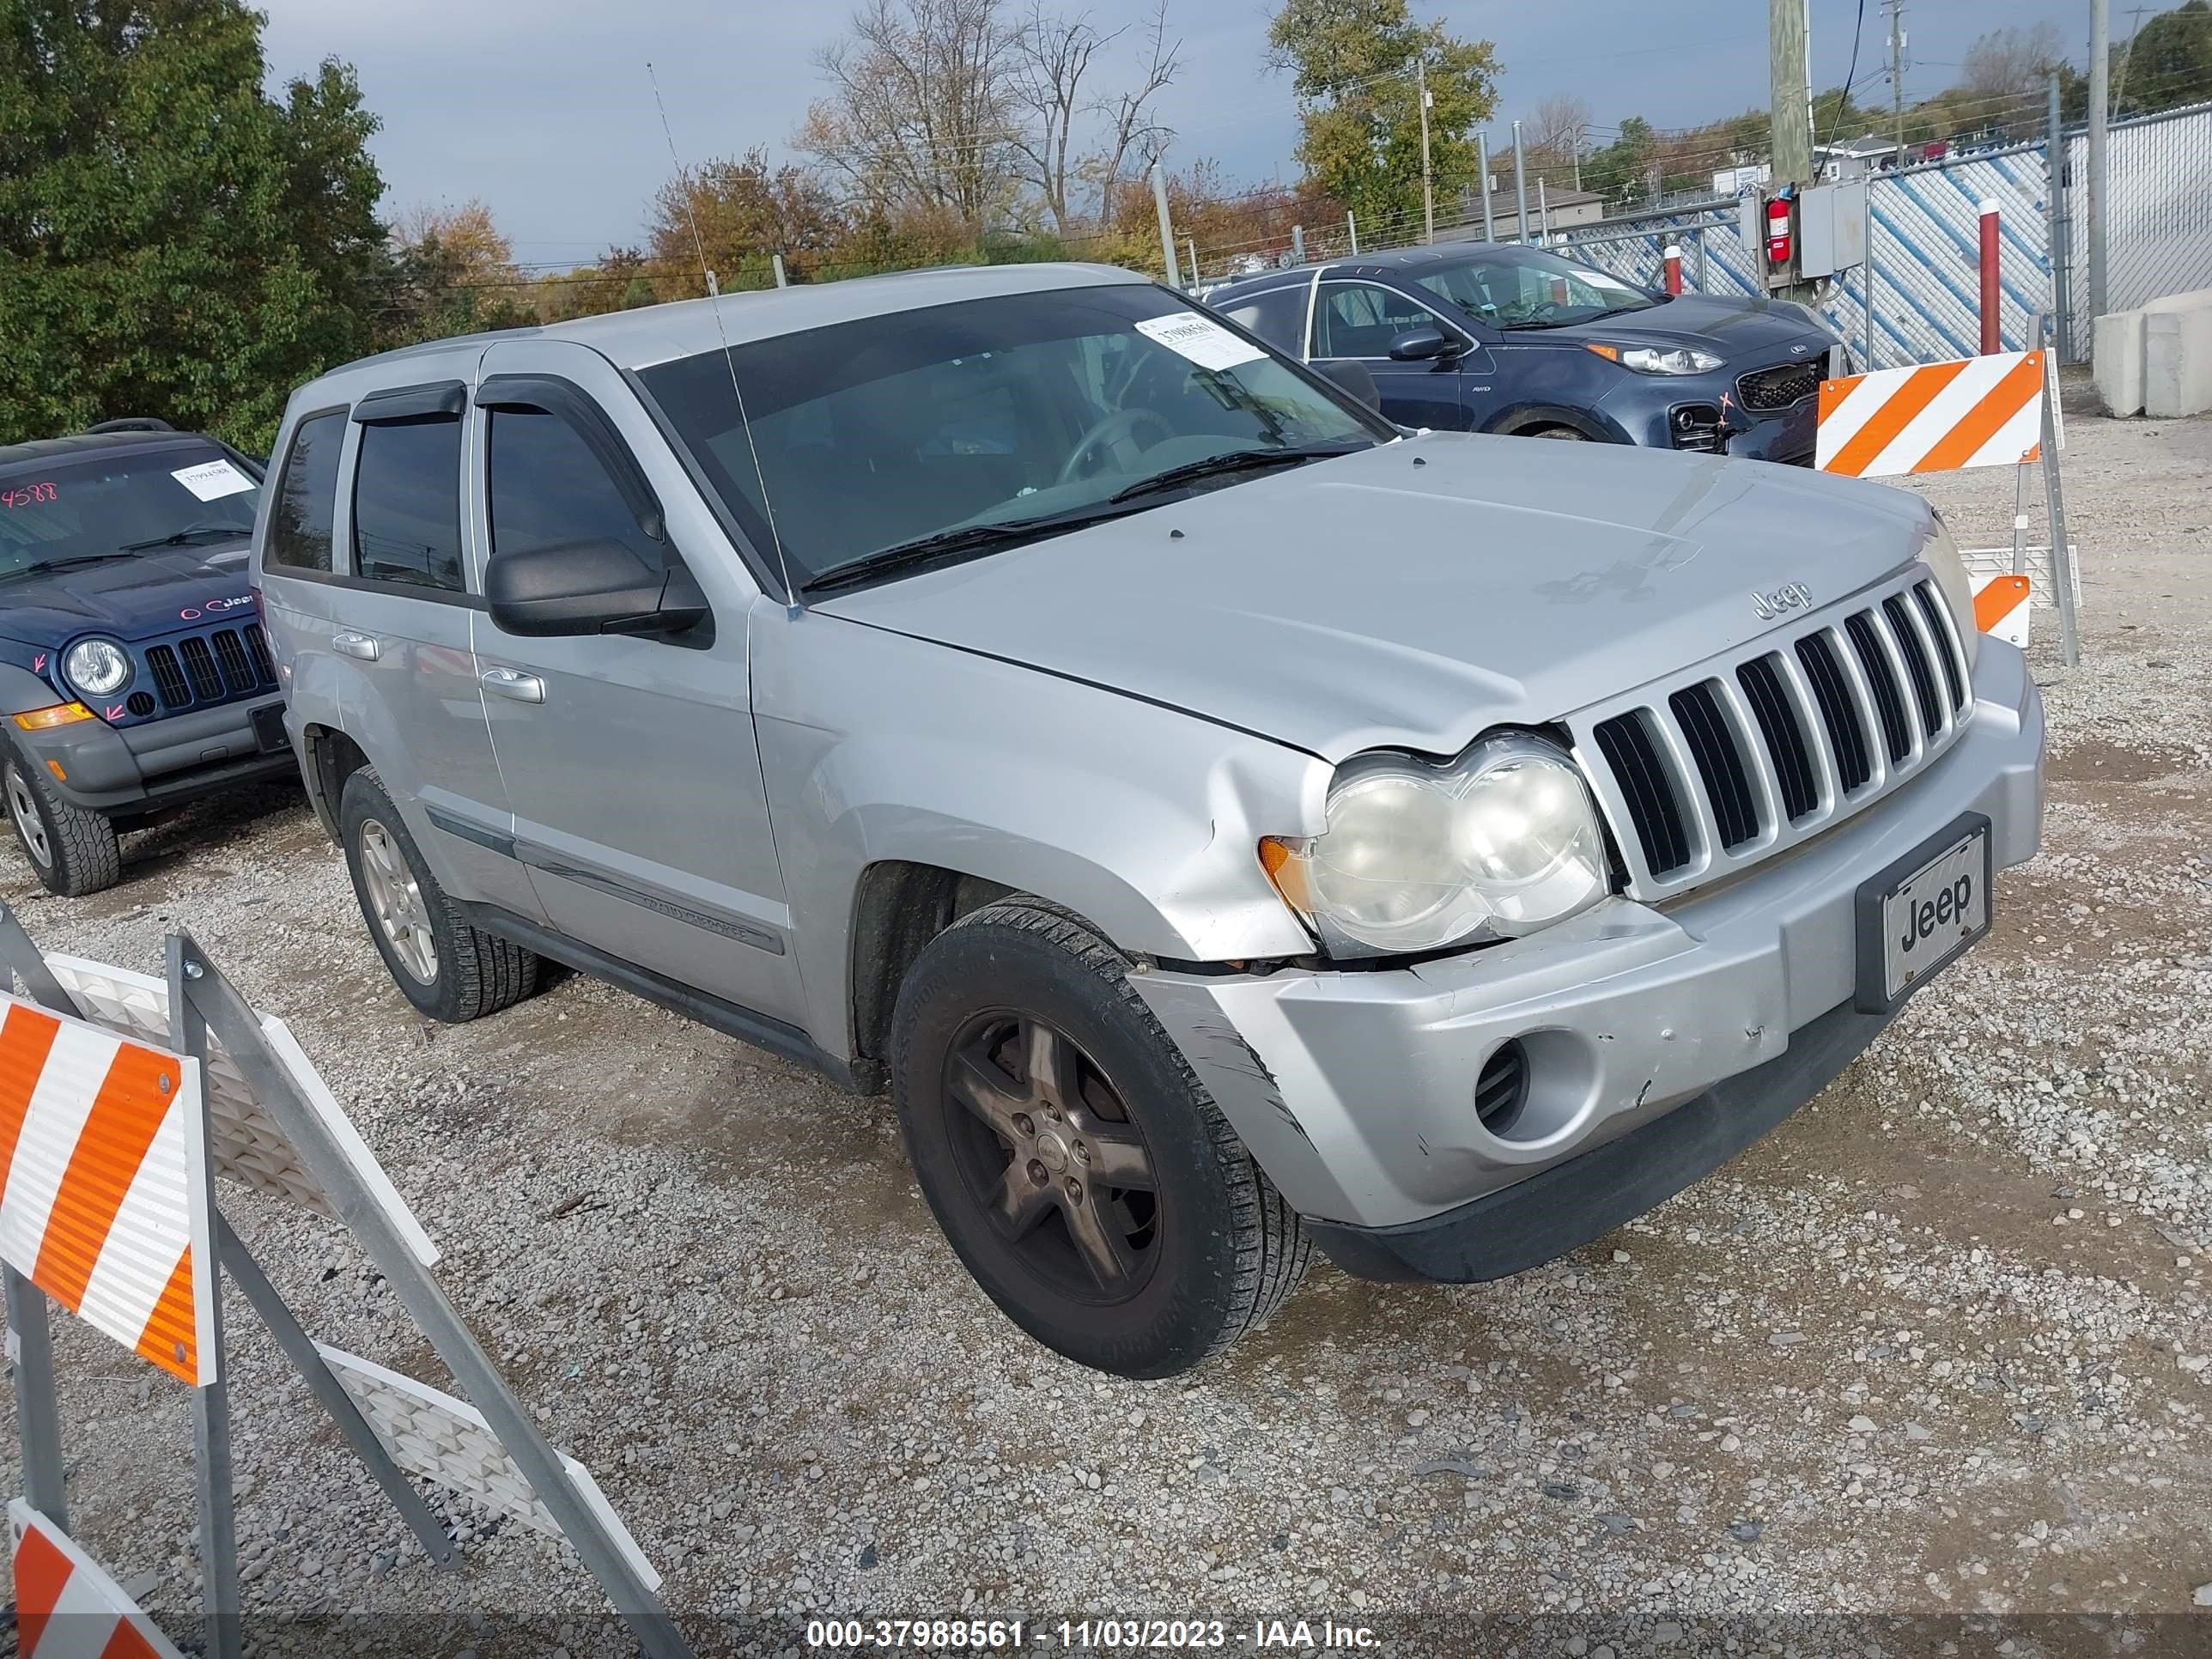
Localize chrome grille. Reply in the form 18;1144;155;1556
1573;573;1973;896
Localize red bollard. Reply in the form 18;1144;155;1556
1978;199;2001;354
1662;244;1683;295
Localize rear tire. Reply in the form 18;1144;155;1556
890;897;1310;1377
338;767;539;1022
3;751;121;896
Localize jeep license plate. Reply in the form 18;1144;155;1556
1855;814;1993;1012
251;704;289;754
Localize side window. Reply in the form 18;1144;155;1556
1316;284;1449;358
487;409;662;570
266;410;346;573
1216;288;1305;355
351;417;465;592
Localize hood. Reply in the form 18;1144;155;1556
1536;293;1832;358
816;434;1933;761
0;541;257;647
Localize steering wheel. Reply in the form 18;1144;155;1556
1058;407;1176;485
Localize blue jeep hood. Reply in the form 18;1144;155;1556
0;538;257;647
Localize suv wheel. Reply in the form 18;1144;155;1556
890;897;1310;1377
338;768;539;1022
3;750;122;896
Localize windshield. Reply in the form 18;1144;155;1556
638;283;1387;588
0;444;260;578
1414;247;1658;330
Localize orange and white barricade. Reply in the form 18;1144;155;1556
1815;347;2081;665
0;994;210;1384
9;1502;183;1659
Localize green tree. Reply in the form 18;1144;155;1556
1266;0;1498;234
2117;1;2212;115
0;1;387;453
1579;116;1656;210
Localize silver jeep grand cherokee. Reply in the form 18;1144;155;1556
258;264;2043;1378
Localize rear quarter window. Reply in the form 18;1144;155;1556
266;410;347;573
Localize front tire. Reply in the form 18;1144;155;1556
3;751;121;896
890;898;1310;1377
338;767;539;1022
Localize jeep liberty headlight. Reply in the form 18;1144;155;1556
1921;514;1979;670
1261;734;1611;956
64;638;132;697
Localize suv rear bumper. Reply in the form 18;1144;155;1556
1133;639;2043;1267
9;695;296;813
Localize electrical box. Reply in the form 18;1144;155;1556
1798;180;1868;280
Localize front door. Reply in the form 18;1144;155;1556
468;337;801;1025
1310;280;1486;430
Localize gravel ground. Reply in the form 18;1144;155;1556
2;412;2209;1657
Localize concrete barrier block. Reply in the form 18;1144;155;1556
2145;286;2212;316
2094;310;2146;416
2144;305;2212;418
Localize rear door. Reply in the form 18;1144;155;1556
332;381;539;917
468;337;802;1024
1311;279;1489;430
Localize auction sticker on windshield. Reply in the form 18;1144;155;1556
1135;312;1268;373
171;459;256;502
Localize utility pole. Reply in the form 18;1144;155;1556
2089;0;2110;320
1417;58;1436;244
2113;5;2152;112
1769;0;1813;187
1150;159;1181;289
1887;0;1907;161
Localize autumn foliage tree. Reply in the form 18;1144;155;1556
646;148;848;294
0;0;387;451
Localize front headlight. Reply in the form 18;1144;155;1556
1613;345;1724;375
64;638;133;697
1921;514;1979;670
1261;734;1612;956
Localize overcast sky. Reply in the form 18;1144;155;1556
256;0;2088;265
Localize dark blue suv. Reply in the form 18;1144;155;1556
0;423;292;895
1201;242;1844;464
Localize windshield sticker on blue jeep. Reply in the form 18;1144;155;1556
2;482;57;509
170;459;256;502
1133;313;1267;374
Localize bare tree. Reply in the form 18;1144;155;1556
1008;5;1109;231
1960;22;2063;138
1084;2;1180;222
797;0;1020;232
1524;92;1592;189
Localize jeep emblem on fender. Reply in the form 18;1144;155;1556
1752;581;1814;620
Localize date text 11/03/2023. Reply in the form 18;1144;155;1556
804;1620;1383;1650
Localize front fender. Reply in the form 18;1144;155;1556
751;608;1327;1060
0;660;66;715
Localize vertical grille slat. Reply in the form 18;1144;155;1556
144;646;190;710
1593;712;1692;877
1736;655;1820;820
1883;596;1944;738
1795;632;1873;792
243;622;275;684
211;629;255;695
1668;683;1760;850
1912;581;1967;711
1844;612;1911;763
177;635;223;702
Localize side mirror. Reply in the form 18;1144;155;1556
1310;358;1382;412
1386;325;1459;362
484;538;708;638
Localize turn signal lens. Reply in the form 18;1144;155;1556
11;702;94;731
1583;343;1620;362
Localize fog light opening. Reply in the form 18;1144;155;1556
1474;1041;1529;1138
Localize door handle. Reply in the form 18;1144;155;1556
332;631;380;661
479;666;546;704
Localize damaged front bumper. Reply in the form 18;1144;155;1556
1132;640;2044;1280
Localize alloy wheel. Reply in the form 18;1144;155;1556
358;818;437;983
6;766;52;869
941;1012;1162;1302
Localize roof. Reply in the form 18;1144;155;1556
301;262;1153;401
0;431;216;474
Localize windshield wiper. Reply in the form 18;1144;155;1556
800;505;1145;596
1107;441;1366;505
120;524;248;551
0;551;139;581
